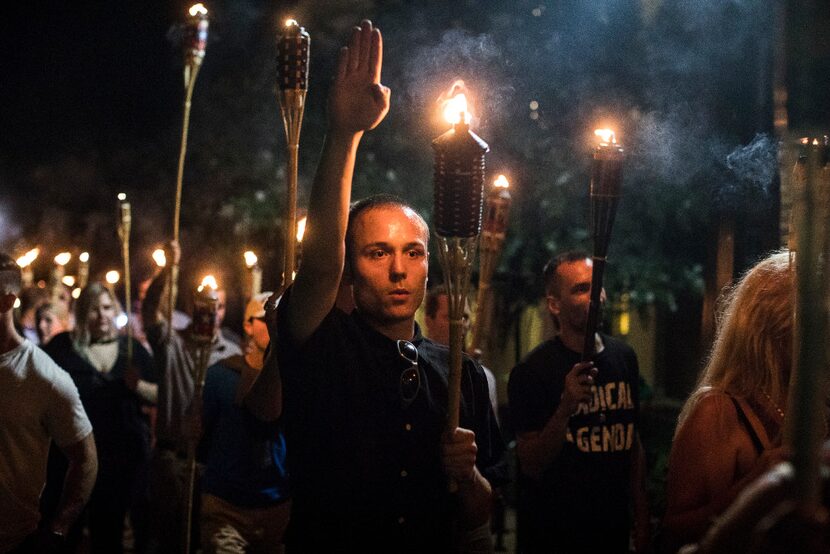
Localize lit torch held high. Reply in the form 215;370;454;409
470;174;511;360
432;81;489;439
169;3;210;334
244;250;262;301
582;129;624;362
16;248;39;288
276;18;310;291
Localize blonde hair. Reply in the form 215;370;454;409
72;282;122;358
677;251;793;431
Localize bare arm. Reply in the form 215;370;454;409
49;433;98;536
284;20;390;346
515;362;595;479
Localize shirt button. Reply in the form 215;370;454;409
404;423;412;431
398;516;405;524
400;470;408;477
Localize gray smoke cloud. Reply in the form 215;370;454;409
726;133;778;194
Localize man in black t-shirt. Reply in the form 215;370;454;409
508;251;649;553
247;21;504;553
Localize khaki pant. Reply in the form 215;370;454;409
200;493;291;554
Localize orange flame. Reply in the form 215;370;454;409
243;251;258;268
440;80;473;126
285;18;299;27
105;270;120;285
199;275;218;291
594;128;617;145
494;174;510;189
189;3;208;16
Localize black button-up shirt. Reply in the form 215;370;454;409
277;290;505;553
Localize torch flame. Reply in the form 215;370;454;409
297;216;308;243
189;3;208;16
72;288;81;299
594;128;617;145
199;275;218;291
117;192;127;201
105;270;120;285
494;174;510;188
16;248;40;268
54;252;72;266
440;80;473;126
62;276;76;287
79;252;89;263
152;249;167;268
285;18;299;27
244;251;258;268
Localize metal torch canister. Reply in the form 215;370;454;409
191;284;219;344
581;140;624;361
432;120;489;238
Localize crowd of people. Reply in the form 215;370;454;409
2;19;829;554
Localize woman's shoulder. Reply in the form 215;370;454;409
680;388;741;434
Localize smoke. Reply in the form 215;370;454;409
726;133;778;194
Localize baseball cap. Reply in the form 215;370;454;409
244;291;277;322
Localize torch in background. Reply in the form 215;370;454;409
105;270;121;296
51;252;72;303
432;82;489;443
243;250;262;301
16;248;39;288
184;274;219;554
77;251;90;290
785;135;830;514
469;174;512;361
276;18;309;291
169;3;209;332
582;129;624;362
117;193;133;367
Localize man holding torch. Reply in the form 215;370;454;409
254;20;503;552
508;251;649;554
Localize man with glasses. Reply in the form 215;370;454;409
252;20;503;552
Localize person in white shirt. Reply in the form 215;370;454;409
0;253;97;554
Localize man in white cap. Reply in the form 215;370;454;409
197;292;290;553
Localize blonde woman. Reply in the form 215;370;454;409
43;282;156;553
662;251;793;551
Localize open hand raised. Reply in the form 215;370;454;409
328;20;391;135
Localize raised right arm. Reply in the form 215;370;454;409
283;20;390;346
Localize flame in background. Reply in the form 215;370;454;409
285;18;299;27
105;270;120;284
79;252;89;263
189;3;208;16
152;249;167;268
54;252;72;266
594;128;617;145
440;80;472;126
494;174;510;188
200;274;218;290
297;216;307;243
16;248;40;268
62;276;76;287
244;251;258;268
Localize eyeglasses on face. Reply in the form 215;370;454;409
397;339;420;407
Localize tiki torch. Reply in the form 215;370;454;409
16;248;39;288
184;274;219;554
276;18;310;291
786;135;830;512
432;83;488;440
169;3;209;333
243;250;262;301
51;252;71;302
470;174;511;360
117;193;133;367
105;270;120;296
77;251;90;289
581;129;624;361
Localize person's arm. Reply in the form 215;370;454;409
663;392;786;548
442;428;493;528
281;20;390;346
514;361;596;479
48;432;98;536
244;342;282;422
